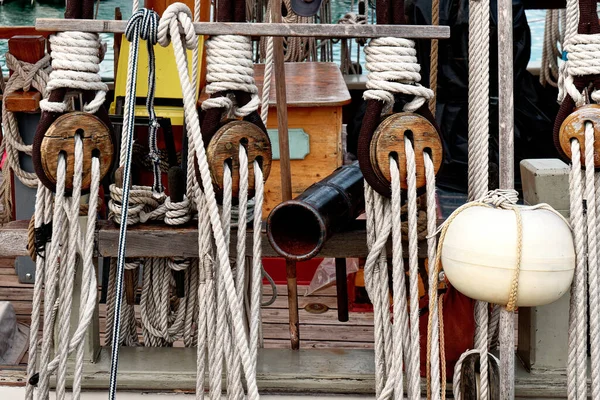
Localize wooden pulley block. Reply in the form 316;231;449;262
370;112;443;190
39;112;114;192
558;104;600;168
203;120;272;201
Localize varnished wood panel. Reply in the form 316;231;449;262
254;62;351;107
263;107;344;215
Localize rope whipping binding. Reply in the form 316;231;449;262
554;1;600;398
157;3;269;398
0;53;51;223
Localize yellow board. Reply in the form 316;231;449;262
109;36;203;126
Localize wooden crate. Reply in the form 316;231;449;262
255;62;351;214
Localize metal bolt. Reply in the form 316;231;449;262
225;142;233;150
25;273;32;281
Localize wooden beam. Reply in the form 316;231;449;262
0;26;52;40
35;19;451;39
30;346;581;397
498;0;516;397
0;220;428;259
5;36;46;113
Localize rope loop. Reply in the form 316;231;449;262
126;9;160;44
157;3;197;50
560;34;600;105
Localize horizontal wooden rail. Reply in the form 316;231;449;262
35;19;450;39
0;220;427;259
0;26;53;39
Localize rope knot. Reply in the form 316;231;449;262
126;8;160;44
157;3;197;50
478;189;519;208
5;53;52;95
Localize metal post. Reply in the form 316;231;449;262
498;0;515;398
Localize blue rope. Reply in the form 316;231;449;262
108;9;159;400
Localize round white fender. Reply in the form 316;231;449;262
442;205;575;307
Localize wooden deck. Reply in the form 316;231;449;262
0;256;374;385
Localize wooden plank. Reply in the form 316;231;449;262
498;0;515;397
260;308;374;326
262;324;374;342
254;63;351;107
31;345;578;397
35;19;451;39
0;220;427;258
263;339;375;349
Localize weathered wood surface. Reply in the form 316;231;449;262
0;220;428;258
371;112;443;190
498;0;516;397
35;19;451;39
5;36;46;113
254;62;351;107
198;63;351;108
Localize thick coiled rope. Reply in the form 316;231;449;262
202;35;260;116
40;31;107;114
363;37;433;112
560;34;600;105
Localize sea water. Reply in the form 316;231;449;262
0;1;546;79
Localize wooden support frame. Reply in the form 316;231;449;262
35;19;450;39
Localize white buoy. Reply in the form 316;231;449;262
442;205;575;307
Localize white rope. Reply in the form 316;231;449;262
1;53;51;192
540;10;562;87
466;0;491;397
24;184;52;400
202;35;260;117
360;26;438;399
40;32;107;114
560;33;600;105
568;137;590;400
158;4;261;398
363;37;433;112
452;349;500;400
33;137;101;400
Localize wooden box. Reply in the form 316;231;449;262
254;62;351;215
